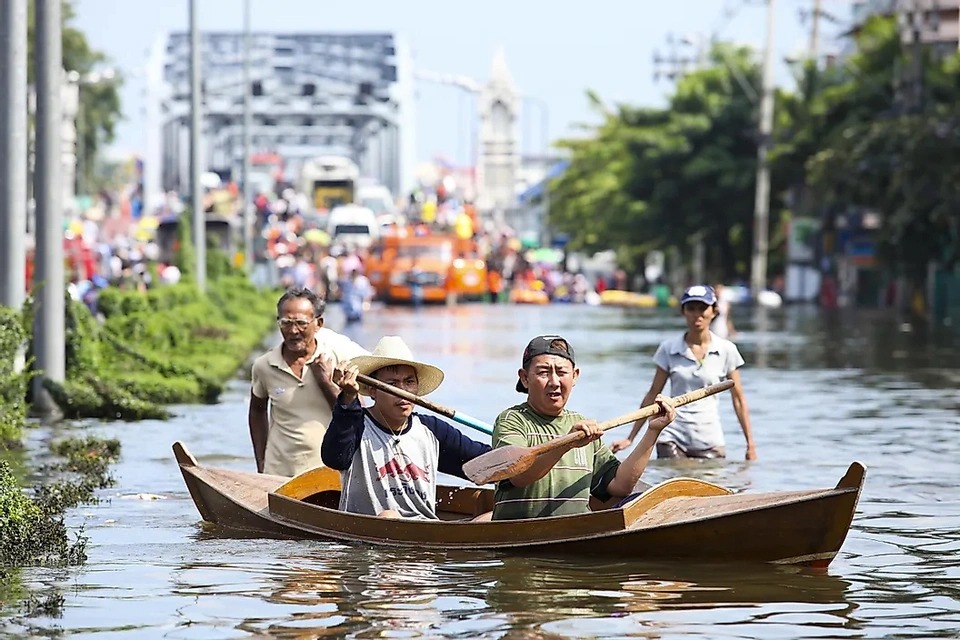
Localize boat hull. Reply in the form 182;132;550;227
174;441;865;567
174;442;306;538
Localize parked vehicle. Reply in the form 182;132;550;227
300;156;359;212
156;214;239;264
366;228;487;303
326;204;379;250
355;182;395;216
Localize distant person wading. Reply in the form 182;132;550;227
611;285;756;461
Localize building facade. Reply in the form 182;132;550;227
144;31;415;210
475;49;519;219
850;0;960;56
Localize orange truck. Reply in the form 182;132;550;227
367;229;487;303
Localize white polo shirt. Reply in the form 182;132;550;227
652;331;744;451
251;328;368;476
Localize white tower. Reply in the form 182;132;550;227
476;48;519;217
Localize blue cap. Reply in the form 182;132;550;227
680;285;717;306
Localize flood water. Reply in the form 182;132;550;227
6;303;960;638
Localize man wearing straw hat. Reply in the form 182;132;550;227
323;336;491;519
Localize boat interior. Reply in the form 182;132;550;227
272;465;497;521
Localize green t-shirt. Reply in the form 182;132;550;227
491;403;620;520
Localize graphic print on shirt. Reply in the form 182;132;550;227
338;413;442;519
377;451;432;501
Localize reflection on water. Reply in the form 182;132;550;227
166;549;858;639
5;304;960;638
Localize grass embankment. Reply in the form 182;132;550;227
1;307;122;620
44;275;279;420
0;214;281;621
0;308;31;447
0;436;120;620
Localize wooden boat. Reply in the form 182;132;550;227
173;441;865;567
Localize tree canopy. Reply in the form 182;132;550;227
27;0;122;195
548;17;960;284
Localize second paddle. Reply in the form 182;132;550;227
462;380;735;485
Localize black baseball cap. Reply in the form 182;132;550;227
516;335;576;393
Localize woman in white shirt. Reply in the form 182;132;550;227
611;285;757;460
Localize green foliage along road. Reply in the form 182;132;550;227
550;17;960;285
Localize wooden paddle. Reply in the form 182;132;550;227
462;380;735;485
356;373;493;436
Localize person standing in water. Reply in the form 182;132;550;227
611;285;756;460
710;283;736;340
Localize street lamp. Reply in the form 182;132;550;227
521;95;549;159
67;68;117;198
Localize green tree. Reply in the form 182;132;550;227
550;44;775;282
27;0;122;195
793;16;960;279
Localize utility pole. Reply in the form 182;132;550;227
750;0;776;299
907;0;926;114
33;0;65;413
414;69;482;191
0;0;28;317
189;0;206;292
653;32;709;285
809;0;822;62
241;0;253;272
652;33;694;82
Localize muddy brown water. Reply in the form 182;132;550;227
7;303;959;638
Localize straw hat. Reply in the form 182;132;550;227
350;336;445;397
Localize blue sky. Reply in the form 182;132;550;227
72;0;850;165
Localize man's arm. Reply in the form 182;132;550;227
320;394;366;470
309;353;341;407
321;360;366;470
421;415;492;480
248;391;269;473
494;412;603;489
310;333;370;406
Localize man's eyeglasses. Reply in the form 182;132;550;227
277;318;315;330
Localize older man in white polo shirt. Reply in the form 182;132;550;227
249;287;368;476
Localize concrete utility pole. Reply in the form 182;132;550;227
0;0;28;315
652;33;710;285
33;0;65;413
241;0;253;272
905;0;927;114
750;0;776;299
809;0;822;62
189;0;206;292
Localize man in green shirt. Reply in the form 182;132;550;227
491;335;676;520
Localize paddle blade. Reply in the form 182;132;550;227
463;445;535;486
